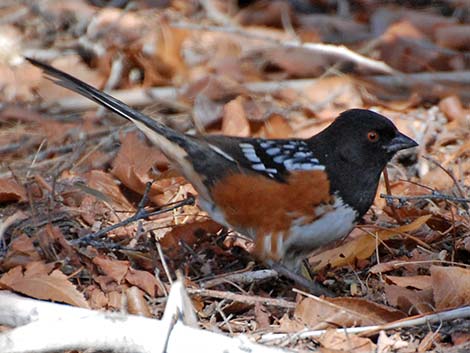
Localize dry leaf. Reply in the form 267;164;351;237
92;256;129;283
86;170;134;210
431;266;470;310
87;286;108;309
160;220;222;257
317;329;376;353
369;261;402;274
1;233;42;271
295;296;405;329
435;25;470;50
107;291;123;310
126;286;151;317
0;266;89;308
254;303;271;330
261;114;293;139
310;215;431;270
439;95;465;122
222;96;250;137
111;131;184;204
384;285;434;314
376;331;410;353
125;267;159;297
0;177;26;203
385;275;432;290
193;93;223;129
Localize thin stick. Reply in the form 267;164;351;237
187;288;295;309
380;193;470;205
70;182;195;245
199;269;278;289
258;306;470;343
171;22;395;74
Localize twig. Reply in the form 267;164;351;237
380;193;470;206
156;238;173;285
382;167;402;222
70;183;195;245
423;156;469;212
171;22;395;74
366;71;470;87
187;288;295;309
258;306;470;343
199;269;278;289
37;68;470;113
34;78;317;112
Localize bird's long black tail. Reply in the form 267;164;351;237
26;57;191;157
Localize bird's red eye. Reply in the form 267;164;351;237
367;131;379;142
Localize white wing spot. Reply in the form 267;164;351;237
244;152;261;163
266;147;281;155
252;163;266;171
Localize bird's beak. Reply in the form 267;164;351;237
385;132;418;153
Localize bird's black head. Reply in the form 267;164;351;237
310;109;418;217
326;109;417;168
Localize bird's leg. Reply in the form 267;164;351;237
269;261;335;297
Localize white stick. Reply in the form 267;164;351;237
0;288;288;353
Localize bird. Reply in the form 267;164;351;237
27;57;418;275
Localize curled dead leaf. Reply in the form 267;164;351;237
222;96;250;137
384;284;434;314
431;266;470;310
125;267;160;297
0;178;26;203
310;215;431;271
0;265;89;308
126;286;152;317
317;329;376;353
92;255;129;283
385;275;432;290
295;296;405;329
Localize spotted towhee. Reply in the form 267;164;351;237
27;58;418;273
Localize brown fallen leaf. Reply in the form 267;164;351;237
317;329;376;353
126;286;151;317
385;275;432;290
439;95;465;123
111;131;185;204
125;267;159;297
435;25;470;51
160;220;223;258
309;215;431;270
295;296;405;329
260;113;293;139
86;170;134;210
0;266;89;308
107;290;123;310
384;284;434;314
1;233;42;271
86;286;108;309
369;260;402;274
92;256;129;283
0;177;26;203
431;266;470;310
254;303;271;330
222;96;250;137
